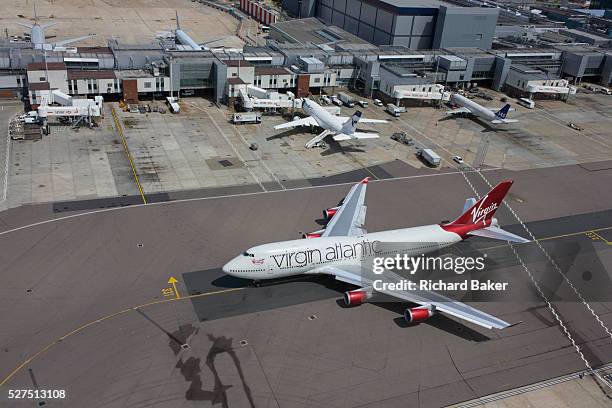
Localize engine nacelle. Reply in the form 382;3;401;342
404;306;434;324
303;229;324;238
323;206;340;220
343;290;372;306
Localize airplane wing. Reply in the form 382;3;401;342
319;264;511;330
53;34;95;47
337;116;388;124
446;107;471;115
333;132;379;141
15;22;34;29
321;177;369;237
200;36;228;46
274;116;318;130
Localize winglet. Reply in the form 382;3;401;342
360;177;370;184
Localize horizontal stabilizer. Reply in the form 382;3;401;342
15;22;34;29
491;119;519;124
468;226;530;243
489;107;515;113
356;118;388;124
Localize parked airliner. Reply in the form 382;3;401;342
274;98;388;148
223;178;529;330
446;93;518;124
16;3;95;50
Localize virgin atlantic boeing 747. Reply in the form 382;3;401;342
223;178;529;330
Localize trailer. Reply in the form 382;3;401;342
232;112;262;124
338;92;355;108
417;148;441;167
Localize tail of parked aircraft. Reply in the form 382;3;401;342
341;111;362;134
175;10;181;30
442;180;530;243
495;104;511;120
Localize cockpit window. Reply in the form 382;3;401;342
242;252;255;257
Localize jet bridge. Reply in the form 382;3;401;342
238;85;302;111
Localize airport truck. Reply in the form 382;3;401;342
232;112;262;124
338;92;355;108
386;103;405;117
417;148;441;167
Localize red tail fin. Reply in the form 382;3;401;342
448;180;513;227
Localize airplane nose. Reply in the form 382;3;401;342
222;260;233;275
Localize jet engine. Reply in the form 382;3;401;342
404;306;434;324
343;290;372;306
323;206;340;220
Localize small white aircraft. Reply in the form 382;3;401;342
165;11;228;51
274;98;388;148
446;93;518;124
15;3;94;50
223;178;529;330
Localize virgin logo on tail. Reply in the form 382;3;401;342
471;195;498;224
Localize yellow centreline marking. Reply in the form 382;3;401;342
168;276;181;299
0;287;243;386
111;106;147;204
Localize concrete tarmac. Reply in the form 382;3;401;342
0;162;611;407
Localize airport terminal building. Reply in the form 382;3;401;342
282;0;499;49
0;0;611;107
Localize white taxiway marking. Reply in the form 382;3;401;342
0;168;499;237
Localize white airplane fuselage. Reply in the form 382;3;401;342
450;93;499;123
303;99;344;133
222;224;462;280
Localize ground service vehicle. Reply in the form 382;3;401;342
338;93;355;108
418;148;441;167
232;112;262;124
386;103;405;117
517;98;535;109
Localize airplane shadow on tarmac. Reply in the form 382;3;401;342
437;115;509;133
201;272;490;342
265;127;305;141
320;139;367;156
